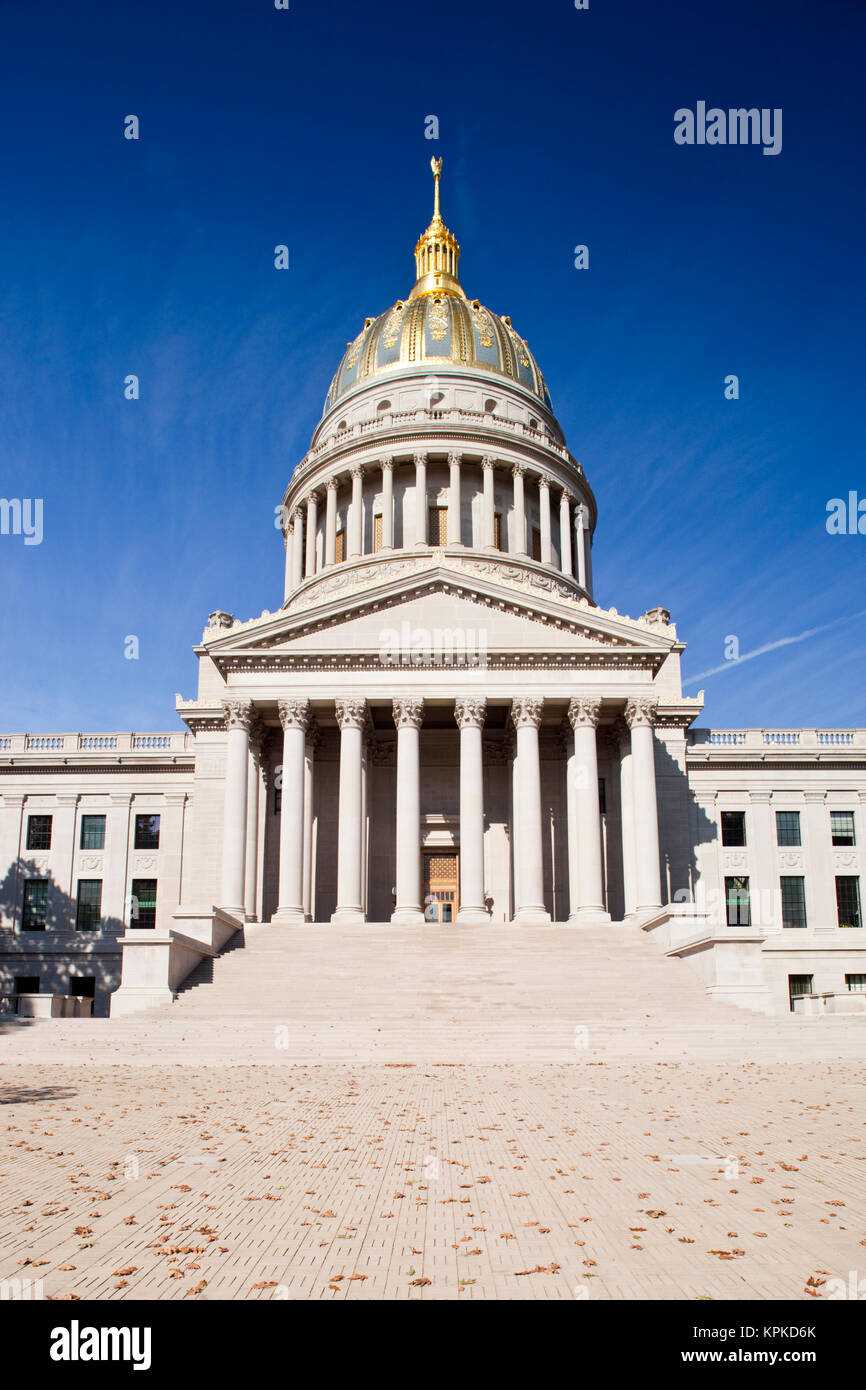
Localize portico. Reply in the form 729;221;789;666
211;691;666;927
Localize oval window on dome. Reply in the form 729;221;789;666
376;399;392;415
429;390;445;408
484;398;497;413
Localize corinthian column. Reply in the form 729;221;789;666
482;456;496;548
272;698;310;924
511;464;527;555
510;697;550;924
567;697;609;919
454;697;490;924
380;460;394;550
244;719;265;921
575;503;587;590
325;479;338;566
559;490;573;576
348;466;364;558
291;508;304;589
448;452;462;545
414;453;428;545
305;492;319;577
624;698;662;913
538;476;552;564
391;698;424;924
221;699;254;914
331;698;367;924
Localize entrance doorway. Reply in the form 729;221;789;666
423;852;459;923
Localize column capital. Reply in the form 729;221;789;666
512;461;527;477
448;451;462;467
305;489;320;506
575;502;588;526
537;473;551;492
335;698;367;731
223;698;255;733
511;697;544;729
248;713;267;756
561;487;574;505
278;698;311;732
568;696;601;730
413;451;428;466
326;476;339;492
624;697;658;730
393;697;424;730
349;463;364;480
481;455;495;472
454;696;487;730
291;506;304;525
380;458;394;474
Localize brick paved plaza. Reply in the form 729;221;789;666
2;1050;864;1302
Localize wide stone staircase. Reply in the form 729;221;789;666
4;922;864;1065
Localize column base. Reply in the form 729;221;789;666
568;907;611;924
512;906;552;926
455;907;491;925
271;906;306;925
330;907;366;925
391;907;425;926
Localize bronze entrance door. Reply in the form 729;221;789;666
423;853;459;923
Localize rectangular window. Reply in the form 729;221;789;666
788;974;813;1011
130;879;157;929
775;811;801;847
428;506;448;546
75;879;102;931
14;976;39;995
598;778;606;815
721;811;746;847
493;513;502;550
831;811;856;847
725;876;750;926
846;974;866;994
274;787;281;816
134;814;160;850
69;976;95;999
22;879;48;931
836;876;862;929
373;514;383;552
780;876;807;929
26;815;52;851
530;526;542;562
80;814;106;850
335;529;345;563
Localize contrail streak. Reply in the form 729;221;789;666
683;608;866;686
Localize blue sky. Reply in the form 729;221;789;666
1;0;864;731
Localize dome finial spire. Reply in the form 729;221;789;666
431;155;443;222
411;156;463;299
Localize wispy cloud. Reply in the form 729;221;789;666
684;608;866;686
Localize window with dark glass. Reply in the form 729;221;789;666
80;815;106;850
428;506;449;546
788;974;813;1011
775;811;801;847
721;811;746;847
69;977;95;999
134;814;160;850
725;876;750;926
493;513;502;550
14;976;39;995
836;876;862;929
846;974;866;994
75;879;102;931
26;815;52;851
22;880;48;930
780;876;807;929
530;526;542;562
130;879;157;929
831;811;856;847
274;787;282;815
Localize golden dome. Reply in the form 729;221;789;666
323;159;552;414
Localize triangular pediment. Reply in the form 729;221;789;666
197;556;679;673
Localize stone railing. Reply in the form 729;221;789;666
0;731;194;755
687;728;864;753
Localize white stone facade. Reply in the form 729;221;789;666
2;168;864;1018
